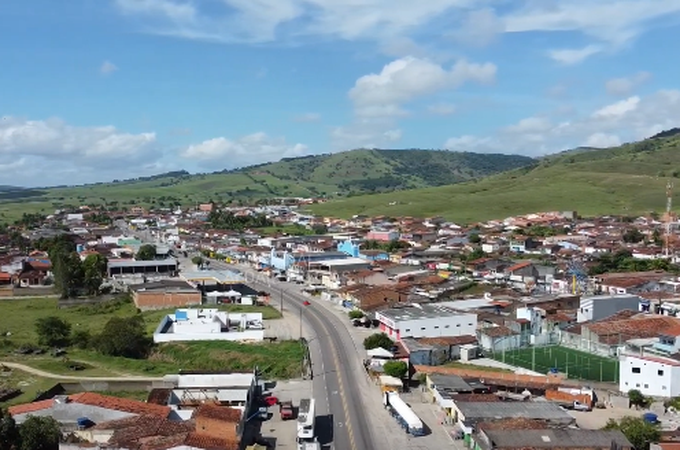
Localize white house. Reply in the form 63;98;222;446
375;304;477;341
577;295;643;323
153;308;264;343
619;354;680;398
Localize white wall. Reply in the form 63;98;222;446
619;355;680;398
154;329;264;343
386;313;477;339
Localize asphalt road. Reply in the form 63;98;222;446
209;259;376;450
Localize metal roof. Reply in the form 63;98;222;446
107;258;178;268
458;402;572;422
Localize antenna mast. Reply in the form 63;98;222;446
665;181;674;258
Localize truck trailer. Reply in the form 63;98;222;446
383;391;425;436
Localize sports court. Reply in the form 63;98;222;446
491;346;619;382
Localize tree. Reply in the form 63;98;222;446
0;408;20;450
383;360;408;379
19;416;61;450
93;315;153;359
82;254;107;295
363;333;394;351
47;237;83;299
623;228;644;244
136;244;157;261
468;233;481;244
603;416;660;450
627;389;651;409
35;317;71;348
70;329;91;349
191;256;204;267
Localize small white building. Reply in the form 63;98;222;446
577;295;643;323
619;353;680;398
375;304;477;341
153;308;264;343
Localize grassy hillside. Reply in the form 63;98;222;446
308;134;680;223
0;149;532;223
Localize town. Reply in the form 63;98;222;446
1;200;679;450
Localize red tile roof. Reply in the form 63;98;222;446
8;392;170;418
193;404;242;423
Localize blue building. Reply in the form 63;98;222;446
337;239;389;261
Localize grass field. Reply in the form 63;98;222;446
308;136;680;222
491;346;619;382
0;297;301;379
0;368;57;407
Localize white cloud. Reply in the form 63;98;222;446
448;8;505;47
181;132;308;165
331;56;494;149
100;60;118;75
605;71;651;96
592;96;640;118
293;113;321;122
443;89;680;156
504;1;680;46
428;103;456;115
349;56;495;118
111;0;680;66
548;45;602;65
0;116;165;185
585;132;621;148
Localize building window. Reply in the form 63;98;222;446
434;326;439;329
405;329;411;332
421;327;426;330
624;382;628;386
644;384;649;389
444;325;450;328
632;367;641;374
659;370;664;376
663;386;667;390
456;324;460;327
636;383;640;388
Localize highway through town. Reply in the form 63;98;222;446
211;258;376;450
116;223;376;449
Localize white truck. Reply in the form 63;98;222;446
296;398;321;450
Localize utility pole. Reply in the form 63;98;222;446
666;181;674;258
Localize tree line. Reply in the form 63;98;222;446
35;307;153;359
207;210;272;230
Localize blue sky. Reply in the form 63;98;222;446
2;0;680;186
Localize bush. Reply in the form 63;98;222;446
93;316;153;359
35;317;71;348
363;333;394;351
383;360;408;379
348;310;364;320
71;329;91;349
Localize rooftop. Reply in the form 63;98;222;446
378;304;474;321
180;269;245;284
457;402;573;422
482;429;631;449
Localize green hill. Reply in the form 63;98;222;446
308;135;680;223
0;149;533;222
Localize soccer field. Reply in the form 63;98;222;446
491;346;619;382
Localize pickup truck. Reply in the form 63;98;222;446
280;400;294;420
559;400;592;412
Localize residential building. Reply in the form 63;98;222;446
619;354;680;397
577;295;643;323
366;230;399;241
153;308;264;343
375;304;477;340
130;280;202;310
